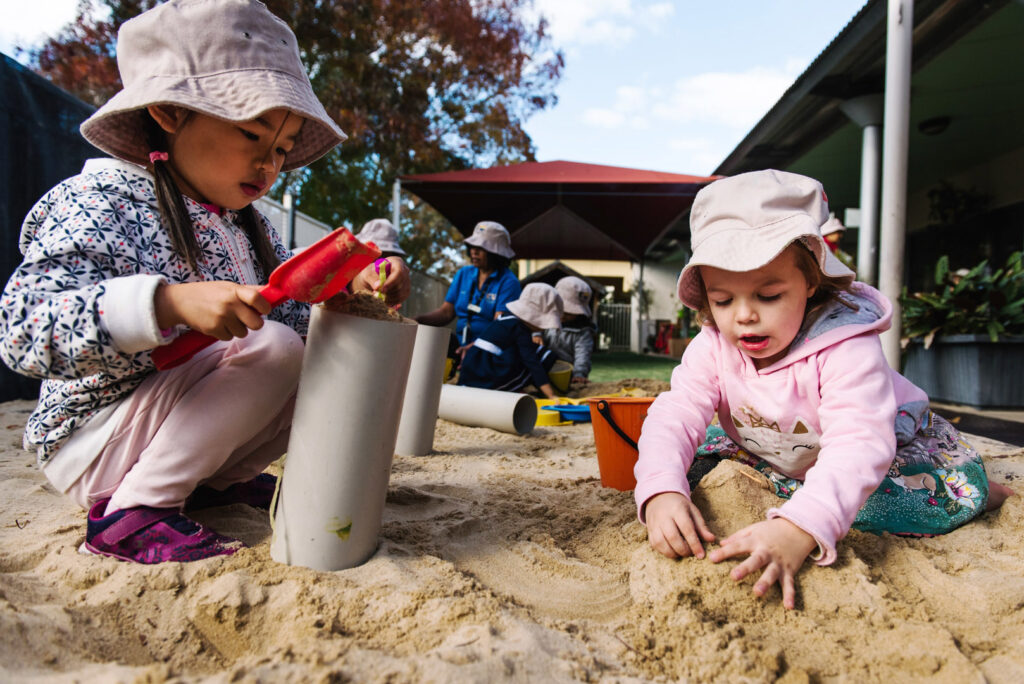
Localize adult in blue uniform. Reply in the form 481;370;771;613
415;221;521;351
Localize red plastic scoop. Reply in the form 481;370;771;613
151;227;381;371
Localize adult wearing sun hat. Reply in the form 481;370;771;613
415;220;522;350
458;283;564;399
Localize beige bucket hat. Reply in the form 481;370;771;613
555;276;593;316
80;0;347;171
821;216;846;237
464;221;515;259
506;283;563;330
356;219;406;257
676;169;855;310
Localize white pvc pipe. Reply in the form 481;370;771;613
437;384;537;435
878;0;914;369
395;324;451;456
271;306;417;571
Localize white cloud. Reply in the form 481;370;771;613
582;84;654;130
0;0;83;55
667;137;726;173
532;0;638;47
636;2;675;32
583;109;626;128
648;2;674;19
652;65;800;129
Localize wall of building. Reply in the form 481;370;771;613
906;145;1024;230
518;257;688;353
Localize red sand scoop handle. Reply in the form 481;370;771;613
151;228;381;371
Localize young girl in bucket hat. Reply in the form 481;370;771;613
540;276;598;387
635;169;1012;609
0;0;410;564
356;219;407;259
458;283;563;399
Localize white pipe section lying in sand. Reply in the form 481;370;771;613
437;384;537;435
395;324;450;456
271;306;417;571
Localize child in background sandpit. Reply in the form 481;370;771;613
356;218;408;260
458;283;564;400
540;276;598;389
635;170;1012;609
0;0;410;564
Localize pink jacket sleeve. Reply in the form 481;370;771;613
766;333;897;565
634;331;721;521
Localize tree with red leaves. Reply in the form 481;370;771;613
25;0;564;276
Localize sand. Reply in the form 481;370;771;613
2;387;1023;683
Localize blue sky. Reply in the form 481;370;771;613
1;0;866;176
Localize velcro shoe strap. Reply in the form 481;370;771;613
94;507;179;546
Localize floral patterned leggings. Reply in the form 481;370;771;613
695;410;991;537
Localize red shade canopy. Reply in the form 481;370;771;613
400;161;718;261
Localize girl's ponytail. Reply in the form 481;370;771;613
142;112;280;279
143;112;202;272
237;204;281;278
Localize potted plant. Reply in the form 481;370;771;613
900;251;1024;407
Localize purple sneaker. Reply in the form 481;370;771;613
185;473;278;512
82;499;242;564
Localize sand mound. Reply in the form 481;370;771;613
2;395;1023;682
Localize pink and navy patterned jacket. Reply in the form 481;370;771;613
0;159;309;464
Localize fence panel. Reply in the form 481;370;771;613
597;303;632;351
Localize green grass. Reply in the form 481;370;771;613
588;351;678;383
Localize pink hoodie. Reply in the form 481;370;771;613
635;283;928;565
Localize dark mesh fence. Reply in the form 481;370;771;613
1;54;98;401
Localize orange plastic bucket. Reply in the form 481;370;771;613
586;397;655;490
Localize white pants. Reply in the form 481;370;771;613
67;321;303;513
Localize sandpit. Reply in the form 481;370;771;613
1;389;1022;682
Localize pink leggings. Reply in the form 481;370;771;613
67;321;303;513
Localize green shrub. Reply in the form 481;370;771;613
900;251;1024;348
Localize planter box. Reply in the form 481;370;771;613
902;334;1024;408
668;337;691;358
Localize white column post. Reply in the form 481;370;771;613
392;179;401;230
839;93;884;287
282;191;296;250
878;0;914;369
858;123;883;286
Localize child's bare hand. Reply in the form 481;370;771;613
350;257;411;305
644;492;716;559
708;518;817;610
155;282;269;340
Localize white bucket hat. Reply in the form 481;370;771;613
676;169;855;310
821;216;846;238
80;0;347;172
506;283;563;330
555;276;593;316
464;221;515;259
356;219;406;257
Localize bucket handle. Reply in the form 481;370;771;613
594;399;639;451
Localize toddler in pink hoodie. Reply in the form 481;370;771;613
635;170;1012;610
